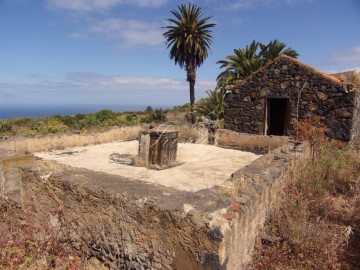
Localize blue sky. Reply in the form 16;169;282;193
0;0;359;107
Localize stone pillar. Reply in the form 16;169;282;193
0;154;35;205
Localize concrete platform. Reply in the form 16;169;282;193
35;140;261;192
1;128;304;269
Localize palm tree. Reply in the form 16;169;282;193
259;39;298;61
216;39;299;89
216;41;263;89
196;89;225;120
163;4;216;123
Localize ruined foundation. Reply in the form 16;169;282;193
0;127;306;269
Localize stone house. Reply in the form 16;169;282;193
224;55;360;141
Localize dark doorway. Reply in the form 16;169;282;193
265;98;290;136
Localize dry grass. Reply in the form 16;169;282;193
250;130;360;269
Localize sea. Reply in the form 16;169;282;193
0;104;167;119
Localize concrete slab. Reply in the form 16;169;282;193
35;140;261;192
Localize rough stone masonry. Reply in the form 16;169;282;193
224;55;360;142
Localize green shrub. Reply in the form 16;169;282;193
80;114;99;128
124;113;140;125
53;114;78;128
31;118;68;135
0;120;12;134
95;110;117;123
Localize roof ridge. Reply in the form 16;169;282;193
279;55;343;84
230;55;344;91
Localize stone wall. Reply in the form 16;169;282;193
0;126;142;154
350;89;360;144
0;154;35;205
216;141;307;268
224;55;359;141
215;129;290;154
0;125;207;154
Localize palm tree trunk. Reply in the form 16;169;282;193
187;57;196;124
189;79;196;124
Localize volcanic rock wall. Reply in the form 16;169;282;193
224;56;360;141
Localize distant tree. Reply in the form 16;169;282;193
145;106;154;112
163;3;216;124
217;39;299;89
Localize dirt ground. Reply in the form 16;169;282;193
35;140;260;192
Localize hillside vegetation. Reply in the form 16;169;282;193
0;108;169;138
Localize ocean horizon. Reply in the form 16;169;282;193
0;104;170;119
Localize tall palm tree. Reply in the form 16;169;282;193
216;39;299;89
163;3;216;123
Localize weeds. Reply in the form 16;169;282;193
251;117;360;270
0;198;78;269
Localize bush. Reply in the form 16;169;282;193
124;113;140;125
31;118;69;135
0;120;12;134
94;110;117;123
143;108;167;123
54;114;79;129
80;114;99;128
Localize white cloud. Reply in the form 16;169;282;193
130;0;167;8
220;0;313;10
47;0;122;12
0;73;216;105
330;47;360;65
66;72;215;91
47;0;167;12
89;18;163;47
